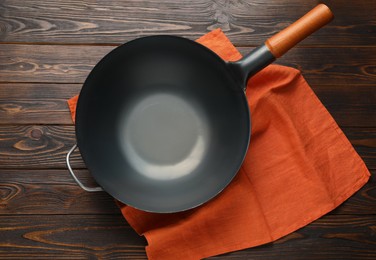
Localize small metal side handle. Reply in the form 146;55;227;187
66;143;103;192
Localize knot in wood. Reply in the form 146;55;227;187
30;128;43;140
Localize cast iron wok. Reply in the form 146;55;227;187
67;4;333;213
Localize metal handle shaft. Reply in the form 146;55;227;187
66;144;103;192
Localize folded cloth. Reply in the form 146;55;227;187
68;29;370;260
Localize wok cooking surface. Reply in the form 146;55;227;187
119;92;210;180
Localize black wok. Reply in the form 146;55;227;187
67;4;333;213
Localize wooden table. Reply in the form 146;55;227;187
0;0;375;259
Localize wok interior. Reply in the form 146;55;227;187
76;36;250;212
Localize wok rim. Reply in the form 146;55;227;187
75;35;251;213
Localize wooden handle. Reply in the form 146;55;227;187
265;4;333;58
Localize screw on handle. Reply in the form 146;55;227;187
66;143;103;192
265;4;334;58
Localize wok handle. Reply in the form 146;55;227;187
66;144;103;192
227;4;333;87
265;4;333;58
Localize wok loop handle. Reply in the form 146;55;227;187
66;144;103;192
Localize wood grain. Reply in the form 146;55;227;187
0;169;373;215
0;125;374;169
214;215;376;259
0;169;118;215
0;215;147;259
333;172;376;215
0;83;81;124
0;0;374;46
343;128;376;170
310;85;376;128
0;44;109;84
0;83;375;127
0;125;84;168
0;44;375;85
0;214;375;259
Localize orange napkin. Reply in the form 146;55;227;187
68;29;370;259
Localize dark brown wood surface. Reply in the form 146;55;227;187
0;0;375;259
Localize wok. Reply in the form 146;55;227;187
66;4;333;213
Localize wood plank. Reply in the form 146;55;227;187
0;169;119;215
0;45;375;85
0;84;81;125
0;169;373;215
343;128;376;170
215;215;376;259
310;85;376;128
0;44;112;84
1;82;375;127
0;125;84;168
333;172;375;215
0;214;375;259
0;0;374;46
0;125;374;169
0;215;147;259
